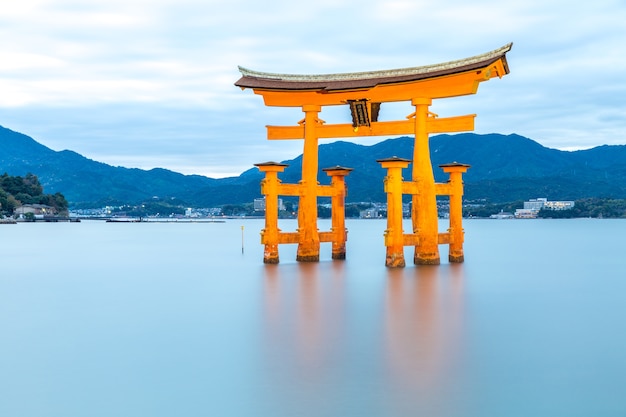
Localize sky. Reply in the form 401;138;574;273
1;0;625;178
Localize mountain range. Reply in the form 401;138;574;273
2;124;625;207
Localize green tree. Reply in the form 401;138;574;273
345;205;361;218
222;204;254;216
5;195;19;215
23;173;44;196
317;206;331;218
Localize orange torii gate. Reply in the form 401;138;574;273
236;43;512;266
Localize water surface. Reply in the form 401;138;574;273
1;219;625;416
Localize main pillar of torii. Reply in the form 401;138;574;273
235;43;512;265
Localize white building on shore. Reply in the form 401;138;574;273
515;197;575;218
254;197;285;212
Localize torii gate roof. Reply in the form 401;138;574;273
235;43;512;106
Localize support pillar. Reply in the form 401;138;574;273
322;166;353;260
255;162;288;264
297;104;322;262
411;98;440;265
440;162;470;263
378;157;411;268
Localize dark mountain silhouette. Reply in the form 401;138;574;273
0;125;221;206
2;124;625;207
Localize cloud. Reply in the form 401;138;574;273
1;0;625;178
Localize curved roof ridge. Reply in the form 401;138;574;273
238;43;512;82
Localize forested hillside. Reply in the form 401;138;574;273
2;124;626;207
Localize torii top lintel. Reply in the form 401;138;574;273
235;43;512;107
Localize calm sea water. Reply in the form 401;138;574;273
1;218;625;417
